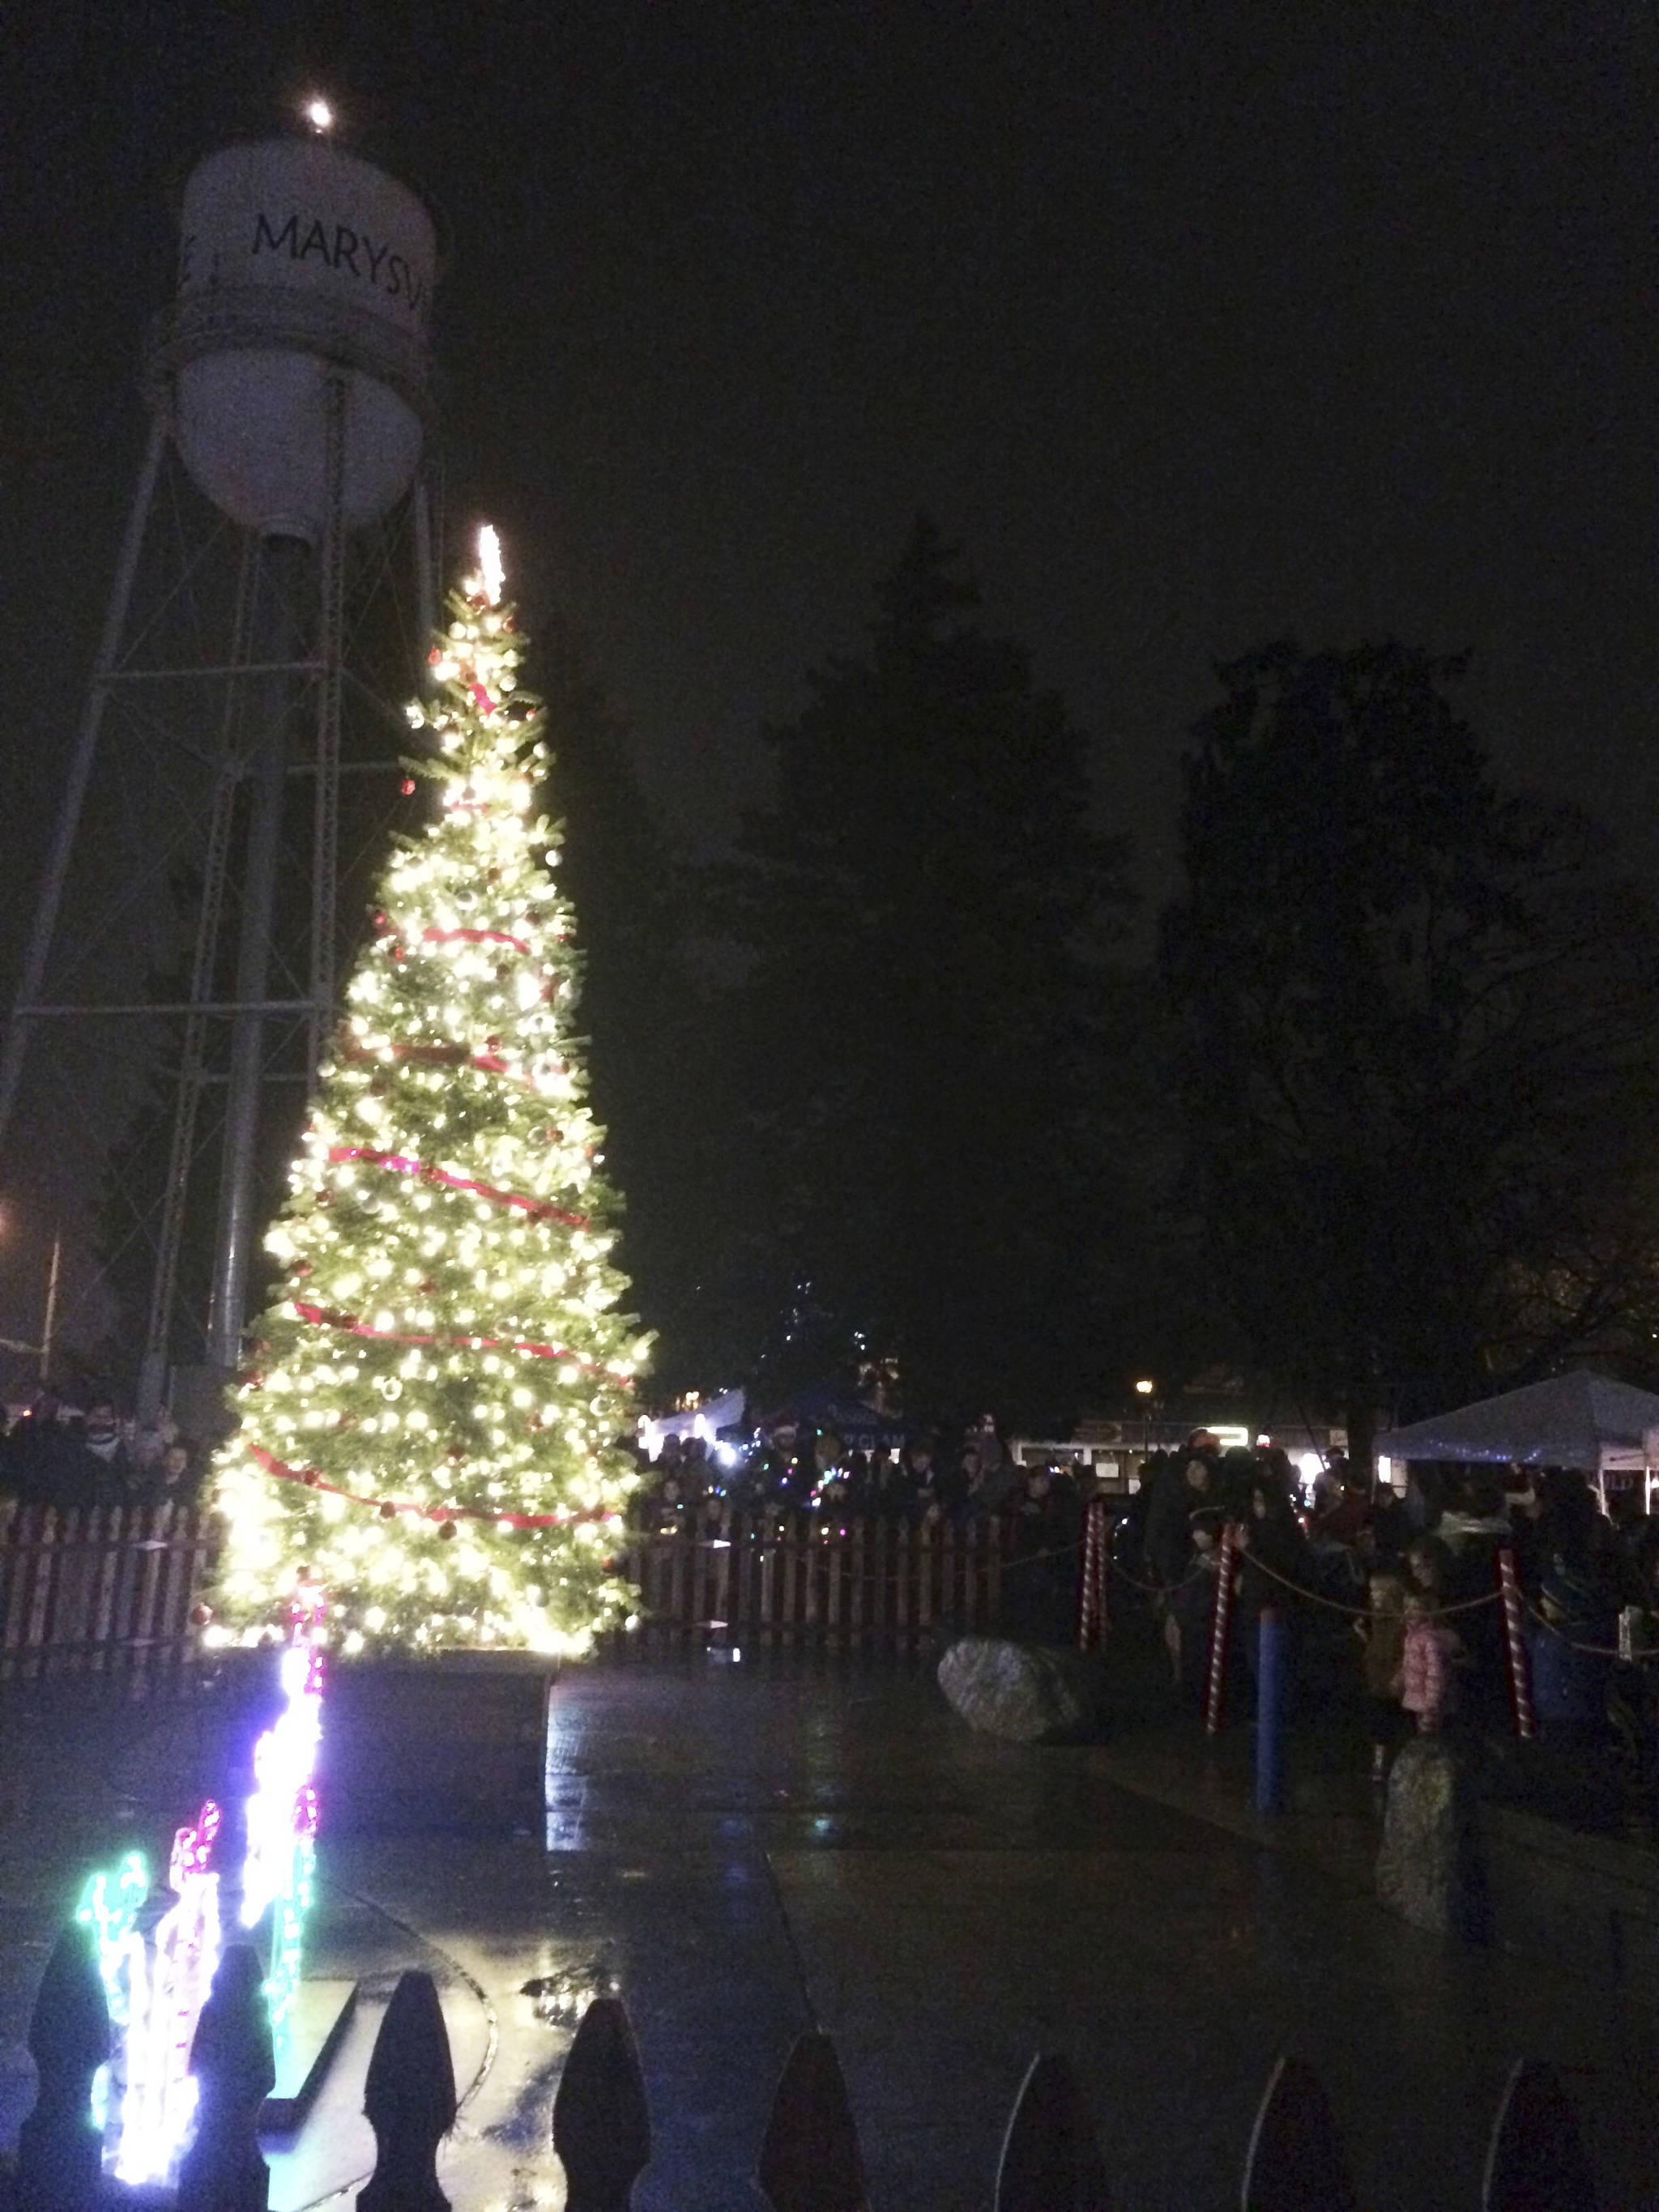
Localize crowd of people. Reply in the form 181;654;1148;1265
1125;1430;1659;1777
630;1414;1086;1639
633;1415;1082;1531
0;1388;204;1509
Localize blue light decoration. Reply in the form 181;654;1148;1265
240;1637;325;2044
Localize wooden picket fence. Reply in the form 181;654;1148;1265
14;1923;1602;2212
0;1500;1029;1677
0;1499;211;1684
621;1505;1021;1647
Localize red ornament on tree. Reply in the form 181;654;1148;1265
190;1602;214;1627
379;1502;397;1520
437;1519;458;1541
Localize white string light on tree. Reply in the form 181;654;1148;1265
207;528;649;1656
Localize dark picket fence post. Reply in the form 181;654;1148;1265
1240;2055;1359;2212
757;2031;868;2212
995;2052;1111;2212
552;1994;652;2212
1482;2059;1598;2212
177;1942;276;2212
16;1920;109;2212
358;1969;458;2212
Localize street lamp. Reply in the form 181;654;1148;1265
1134;1378;1156;1455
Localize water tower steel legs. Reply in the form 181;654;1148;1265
0;415;168;1158
207;533;309;1373
308;376;347;1093
139;541;258;1418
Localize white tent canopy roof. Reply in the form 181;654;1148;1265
1377;1370;1659;1473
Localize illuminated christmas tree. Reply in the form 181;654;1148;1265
208;531;647;1657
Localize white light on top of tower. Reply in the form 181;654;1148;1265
302;95;335;134
477;524;505;605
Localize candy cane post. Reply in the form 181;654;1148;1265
1205;1524;1236;1736
1496;1545;1535;1741
1077;1498;1107;1650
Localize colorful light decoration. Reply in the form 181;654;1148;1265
74;1617;325;2184
114;1803;222;2184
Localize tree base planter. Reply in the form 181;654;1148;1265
317;1653;557;1836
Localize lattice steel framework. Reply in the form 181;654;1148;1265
0;386;439;1417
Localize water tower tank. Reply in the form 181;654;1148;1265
151;138;436;543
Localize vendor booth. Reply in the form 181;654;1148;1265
1376;1370;1659;1507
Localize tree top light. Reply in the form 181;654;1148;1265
1134;1378;1155;1396
475;522;505;606
301;95;335;134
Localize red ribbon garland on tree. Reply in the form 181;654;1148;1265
245;1443;620;1528
326;1144;590;1228
419;925;531;953
339;1041;566;1106
288;1298;634;1386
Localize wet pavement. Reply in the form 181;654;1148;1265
2;1652;1658;2209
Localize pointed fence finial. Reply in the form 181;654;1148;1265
358;1968;457;2212
178;1942;276;2212
17;1920;110;2212
1241;2055;1358;2212
757;2032;868;2212
1483;2059;1598;2212
996;2052;1111;2212
552;1994;651;2212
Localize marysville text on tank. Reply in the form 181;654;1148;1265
179;212;429;314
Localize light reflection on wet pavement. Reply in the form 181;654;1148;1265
4;1653;1658;2210
335;1653;1659;2211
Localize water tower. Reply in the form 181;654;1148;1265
0;114;441;1420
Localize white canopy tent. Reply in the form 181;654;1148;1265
638;1386;747;1463
1376;1370;1659;1479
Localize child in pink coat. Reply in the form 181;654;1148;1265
1394;1592;1463;1733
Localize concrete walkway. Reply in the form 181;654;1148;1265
2;1653;1657;2210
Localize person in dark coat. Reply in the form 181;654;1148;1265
1170;1507;1226;1705
1527;1559;1614;1745
1144;1436;1223;1591
1229;1476;1313;1698
1004;1464;1081;1641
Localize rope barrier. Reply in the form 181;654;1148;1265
1232;1543;1504;1622
1520;1594;1659;1663
1107;1555;1204;1599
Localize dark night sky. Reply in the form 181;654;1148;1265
2;1;1657;1349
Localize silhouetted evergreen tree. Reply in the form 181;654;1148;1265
719;518;1141;1426
1160;640;1659;1468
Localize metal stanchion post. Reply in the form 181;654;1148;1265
1256;1604;1286;1813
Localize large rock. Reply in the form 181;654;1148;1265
1376;1736;1488;1940
937;1638;1104;1744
